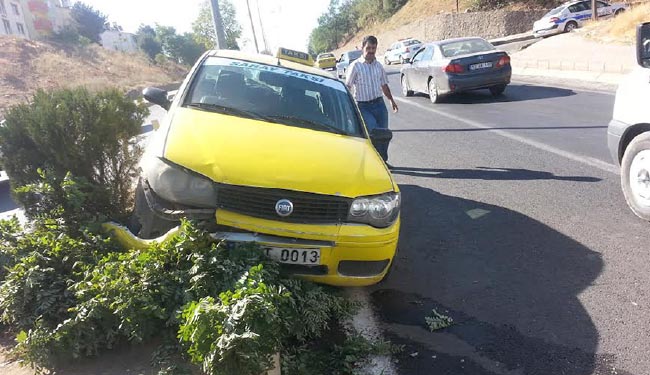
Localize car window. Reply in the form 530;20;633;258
318;53;334;59
348;50;362;61
581;1;591;10
569;2;587;12
403;39;421;46
411;48;425;62
440;38;495;57
596;1;608;7
185;57;364;137
422;46;434;61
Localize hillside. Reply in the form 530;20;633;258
0;36;188;116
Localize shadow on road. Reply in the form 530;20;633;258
371;185;631;374
392;125;607;133
410;83;576;103
0;183;19;213
389;166;601;182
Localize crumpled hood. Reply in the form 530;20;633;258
162;108;394;198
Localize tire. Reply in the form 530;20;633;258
490;84;507;96
401;75;414;97
564;21;578;33
384;56;391;65
428;78;440;104
621;132;650;221
132;179;177;239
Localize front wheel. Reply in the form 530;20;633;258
401;75;414;97
428;78;440;104
621;132;650;221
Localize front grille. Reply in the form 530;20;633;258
217;184;352;224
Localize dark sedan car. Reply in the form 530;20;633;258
400;37;512;103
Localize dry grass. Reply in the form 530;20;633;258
0;36;188;116
581;2;650;44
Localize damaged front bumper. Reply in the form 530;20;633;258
118;179;399;287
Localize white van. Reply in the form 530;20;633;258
607;22;650;220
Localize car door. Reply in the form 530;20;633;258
391;42;402;62
596;0;614;18
417;46;436;90
411;46;432;92
575;1;593;25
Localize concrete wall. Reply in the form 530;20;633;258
338;9;548;54
424;10;549;40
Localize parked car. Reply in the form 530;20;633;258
399;37;511;103
131;49;400;286
533;0;628;37
384;38;423;65
336;50;362;79
315;52;337;70
607;22;650;221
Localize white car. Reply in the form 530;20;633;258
384;38;422;65
533;0;628;37
607;22;650;221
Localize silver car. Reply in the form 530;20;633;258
384;38;422;65
400;37;512;103
336;50;362;79
533;0;628;37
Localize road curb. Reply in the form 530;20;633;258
512;66;625;86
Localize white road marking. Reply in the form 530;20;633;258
393;96;619;175
347;288;398;375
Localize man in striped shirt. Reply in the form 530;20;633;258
346;35;399;164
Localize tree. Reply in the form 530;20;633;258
192;0;242;50
136;24;162;61
155;25;206;65
70;2;107;43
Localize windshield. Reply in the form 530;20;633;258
403;39;421;46
184;56;364;137
544;6;564;17
440;39;495;57
318;53;334;59
348;50;362;60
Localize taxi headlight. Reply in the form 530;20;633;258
348;192;400;228
142;156;217;208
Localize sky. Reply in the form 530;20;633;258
78;0;330;52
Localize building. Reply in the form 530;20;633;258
19;0;72;39
0;0;30;38
100;30;138;53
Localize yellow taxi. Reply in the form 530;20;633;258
130;50;400;287
275;47;315;67
315;52;337;70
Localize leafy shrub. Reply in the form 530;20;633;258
0;87;148;221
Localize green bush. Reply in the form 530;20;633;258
0;87;149;221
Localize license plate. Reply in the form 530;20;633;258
264;247;321;265
469;62;493;70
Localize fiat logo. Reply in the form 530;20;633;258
275;199;293;217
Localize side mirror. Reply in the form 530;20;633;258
369;128;393;142
143;87;171;110
637;22;650;68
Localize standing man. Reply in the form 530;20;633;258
346;35;398;164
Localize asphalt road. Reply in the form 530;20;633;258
374;67;650;375
1;70;648;375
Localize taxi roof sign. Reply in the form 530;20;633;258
276;47;314;67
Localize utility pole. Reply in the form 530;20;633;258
456;0;459;13
209;0;227;49
246;0;259;53
591;0;599;20
256;0;269;53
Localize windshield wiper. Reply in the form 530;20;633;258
187;103;266;121
266;115;348;135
